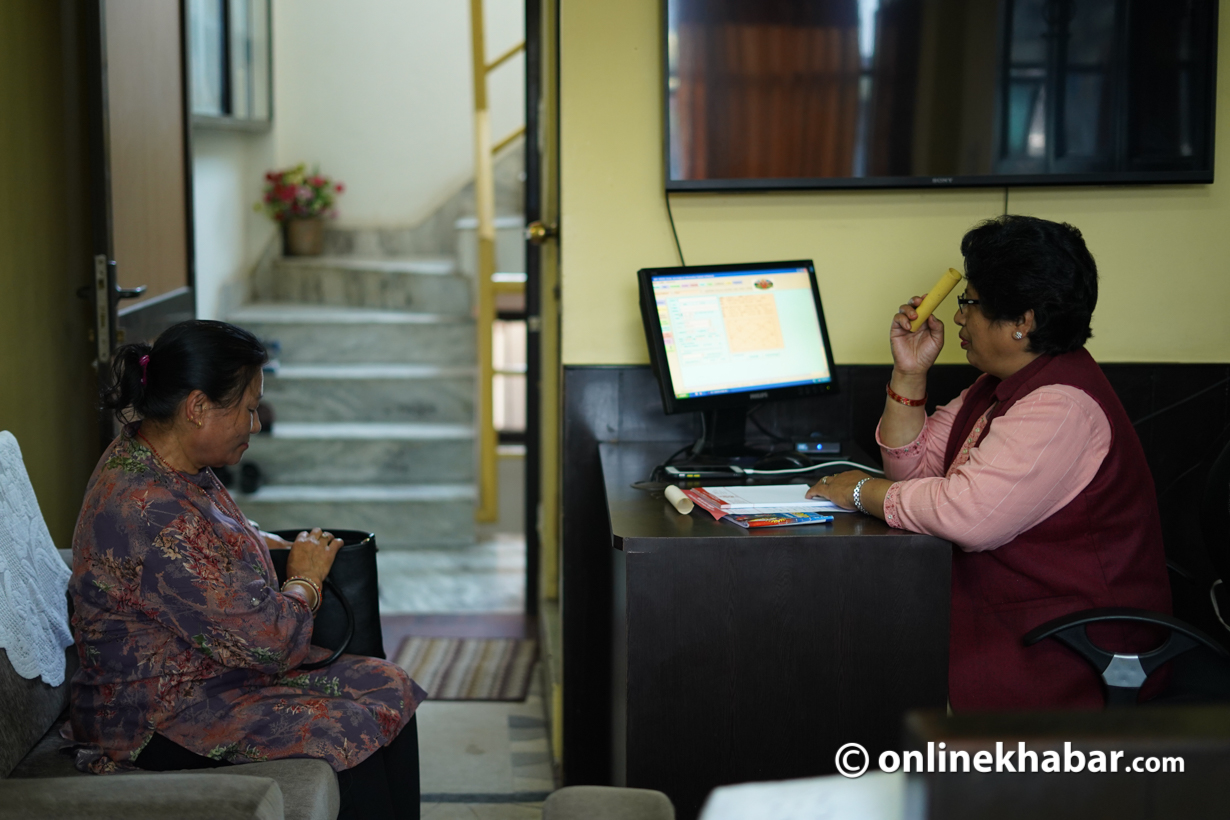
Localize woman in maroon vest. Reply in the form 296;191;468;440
807;215;1171;711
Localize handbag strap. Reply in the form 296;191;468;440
296;577;356;671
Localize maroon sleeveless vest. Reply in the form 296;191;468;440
943;348;1171;711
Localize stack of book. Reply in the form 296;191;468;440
681;484;847;529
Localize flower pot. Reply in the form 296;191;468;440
283;217;326;256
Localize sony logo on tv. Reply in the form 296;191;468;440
750;392;769;399
931;177;954;184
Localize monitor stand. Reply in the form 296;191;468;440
692;407;767;466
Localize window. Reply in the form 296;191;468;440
189;0;271;127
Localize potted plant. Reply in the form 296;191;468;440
257;164;344;256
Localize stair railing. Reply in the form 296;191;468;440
469;0;525;523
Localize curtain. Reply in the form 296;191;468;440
674;1;861;180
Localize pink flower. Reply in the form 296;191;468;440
277;185;295;203
334;183;345;193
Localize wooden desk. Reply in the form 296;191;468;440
601;442;952;820
906;707;1230;820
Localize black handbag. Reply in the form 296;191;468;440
268;529;386;670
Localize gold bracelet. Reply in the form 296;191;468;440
282;576;322;614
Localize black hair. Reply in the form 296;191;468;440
959;214;1099;356
101;320;269;424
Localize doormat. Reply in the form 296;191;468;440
394;637;538;701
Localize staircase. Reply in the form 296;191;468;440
229;255;478;549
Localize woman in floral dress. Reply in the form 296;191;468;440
71;320;425;819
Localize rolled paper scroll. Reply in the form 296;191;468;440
664;484;695;514
910;267;964;332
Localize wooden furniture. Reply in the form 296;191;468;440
560;364;1230;814
600;442;952;820
906;707;1230;820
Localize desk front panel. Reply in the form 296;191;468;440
601;442;951;820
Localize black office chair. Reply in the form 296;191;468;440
1024;436;1230;707
1023;607;1230;705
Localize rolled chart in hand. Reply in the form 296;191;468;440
910;267;964;332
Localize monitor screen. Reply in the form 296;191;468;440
639;260;837;418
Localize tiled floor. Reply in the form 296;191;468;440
421;804;543;819
418;663;553;805
374;454;552;818
376;533;526;613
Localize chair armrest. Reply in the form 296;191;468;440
0;773;284;820
1023;607;1228;707
1023;607;1229;655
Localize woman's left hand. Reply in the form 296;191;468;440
806;470;874;510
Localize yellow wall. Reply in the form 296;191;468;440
559;0;1230;365
0;2;99;546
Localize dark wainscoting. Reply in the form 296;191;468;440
561;362;1230;786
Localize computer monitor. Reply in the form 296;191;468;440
638;259;838;459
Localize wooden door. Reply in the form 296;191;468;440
85;0;195;447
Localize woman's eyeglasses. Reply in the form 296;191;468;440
957;292;981;314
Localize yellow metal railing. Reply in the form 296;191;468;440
469;0;525;523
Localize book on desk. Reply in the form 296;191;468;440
684;483;845;528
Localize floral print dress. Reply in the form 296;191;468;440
69;428;426;773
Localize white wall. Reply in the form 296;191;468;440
191;129;276;319
193;1;524;317
271;0;525;228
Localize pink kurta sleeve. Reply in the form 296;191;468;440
876;386;971;480
881;385;1111;551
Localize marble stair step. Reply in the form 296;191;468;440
234;484;476;549
229;304;476;365
264;364;475;423
244;422;475;485
254;256;471;314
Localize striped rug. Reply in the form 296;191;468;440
394;637;538;701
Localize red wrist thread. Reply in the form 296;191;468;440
886;382;927;407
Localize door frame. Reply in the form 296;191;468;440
524;0;562;624
524;0;543;617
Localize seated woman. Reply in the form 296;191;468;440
70;320;426;819
807;215;1171;711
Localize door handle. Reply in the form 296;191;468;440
76;267;147;302
115;285;147;300
82;256;149;366
525;221;558;245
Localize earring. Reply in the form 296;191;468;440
1013;331;1024;340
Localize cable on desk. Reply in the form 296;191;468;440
734;460;886;476
649;441;702;481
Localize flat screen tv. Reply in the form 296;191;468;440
666;0;1218;191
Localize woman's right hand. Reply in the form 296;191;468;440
285;527;342;587
890;295;945;376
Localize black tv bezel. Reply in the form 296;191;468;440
637;259;840;418
662;0;1219;193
